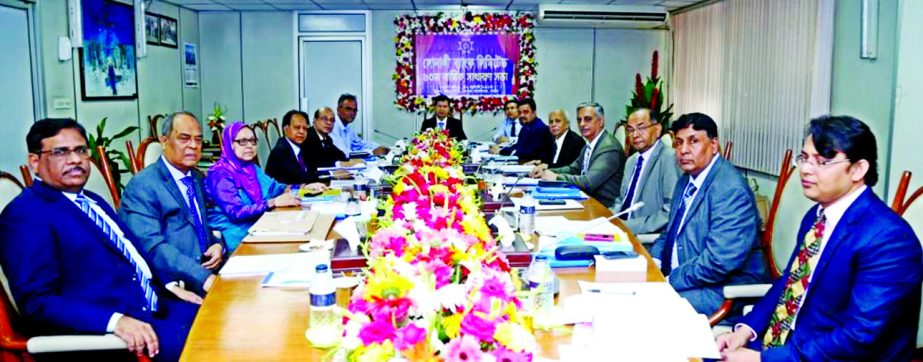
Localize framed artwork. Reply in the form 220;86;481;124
159;15;178;48
184;43;199;88
79;0;137;100
145;13;160;45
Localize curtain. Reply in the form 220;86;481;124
671;0;834;174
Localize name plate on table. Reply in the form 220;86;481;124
243;211;335;243
331;237;534;272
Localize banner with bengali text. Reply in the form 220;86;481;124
414;34;520;97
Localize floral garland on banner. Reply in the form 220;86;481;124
393;13;537;114
339;128;537;361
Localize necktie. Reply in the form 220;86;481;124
438;120;446;129
619;155;645;219
75;195;158;312
181;176;210;254
582;146;592;174
552;142;559;164
660;182;698;276
763;210;827;348
296;152;306;171
510;121;517;137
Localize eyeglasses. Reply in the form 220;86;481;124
37;146;91;160
626;123;656;135
794;154;851;168
234;138;258;146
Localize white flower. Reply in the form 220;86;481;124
437;283;467;311
342;319;364;350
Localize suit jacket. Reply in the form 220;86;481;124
421;116;467;140
302;128;348;170
500;118;554;164
740;188;922;361
650;156;768;296
119;158;223;293
611;141;680;234
0;181;164;334
550;129;626;207
265;137;319;184
550;130;586;168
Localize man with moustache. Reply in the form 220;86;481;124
717;116;921;362
265;110;320;184
531;102;625;207
649;112;767;315
494;98;554;164
611;108;680;235
329;94;389;156
120;112;225;298
547;109;585;168
0;118;198;361
492;99;520;144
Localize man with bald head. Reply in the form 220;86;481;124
121;111;225;299
611;108;680;235
303;107;348;170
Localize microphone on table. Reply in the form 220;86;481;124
499;173;526;204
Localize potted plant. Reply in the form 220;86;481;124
88;117;138;193
624;50;674;133
207;103;227;145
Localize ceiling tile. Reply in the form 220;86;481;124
271;2;323;9
161;0;216;5
183;3;233;10
414;0;460;4
214;0;267;4
507;4;537;10
225;3;278;9
316;3;370;9
559;0;612;3
367;4;414;10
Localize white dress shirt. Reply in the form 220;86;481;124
62;191;155;332
625;140;661;214
581;131;604;173
672;153;720;269
436;117;448;129
552;132;567;164
286;137;301;160
331;115;377;154
161;155;203;218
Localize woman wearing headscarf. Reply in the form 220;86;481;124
206;121;326;251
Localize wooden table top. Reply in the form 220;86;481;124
180;197;667;361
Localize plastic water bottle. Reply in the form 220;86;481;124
306;264;340;347
527;255;555;324
519;190;536;235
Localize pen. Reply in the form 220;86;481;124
587;288;636;295
581;233;615;241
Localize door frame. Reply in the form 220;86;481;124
293;11;372;144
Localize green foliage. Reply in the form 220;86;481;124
87;117;138;192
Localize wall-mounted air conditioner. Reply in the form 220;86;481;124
537;5;669;29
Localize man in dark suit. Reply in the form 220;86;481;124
493;98;554;164
265;110;320;184
420;95;467;140
120;112;225;298
303;107;349;169
532;102;626;206
547;108;585;168
650;113;768;315
717;115;922;362
0;118;198;361
611;108;680;235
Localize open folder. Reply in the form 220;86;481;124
243;210;335;243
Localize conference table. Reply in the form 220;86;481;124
179;197;671;361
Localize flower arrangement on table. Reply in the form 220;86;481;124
393;12;537;115
623;50;673;131
338;128;537;361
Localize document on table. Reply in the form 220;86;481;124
534;216;623;237
501;198;584;212
247;210;316;236
557;281;721;360
220;251;329;277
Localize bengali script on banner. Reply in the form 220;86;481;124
414;34;520;97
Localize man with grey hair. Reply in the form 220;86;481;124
303;107;348;170
530;102;625;207
120;111;225;299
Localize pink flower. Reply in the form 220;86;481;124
369;296;413;322
461;312;496;343
492;347;533;362
348;297;371;314
444;335;484;362
394;324;426;350
358;320;396;345
480;274;513;302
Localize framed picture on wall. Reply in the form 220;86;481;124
145;13;160;45
159;16;178;48
78;0;138;100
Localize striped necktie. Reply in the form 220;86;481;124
582;146;592;174
180;176;210;253
659;182;698;276
75;195;158;312
619;155;645;219
763;210;826;348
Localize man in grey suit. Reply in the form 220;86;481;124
611;108;680;235
531;102;625;207
650;113;768;315
120;112;225;296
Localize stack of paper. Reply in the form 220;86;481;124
534;216;625;239
556;282;721;360
247;210;316;236
220;251;329;277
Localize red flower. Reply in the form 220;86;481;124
634;73;644;97
651;50;659;80
650;87;659;110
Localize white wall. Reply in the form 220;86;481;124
198;10;669;145
888;0;923;196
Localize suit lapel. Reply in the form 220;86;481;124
808;189;873;288
588;130;610;164
682;155;723;223
156;159;201;229
664;174;690;235
34;182;127;257
635;142;663;190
